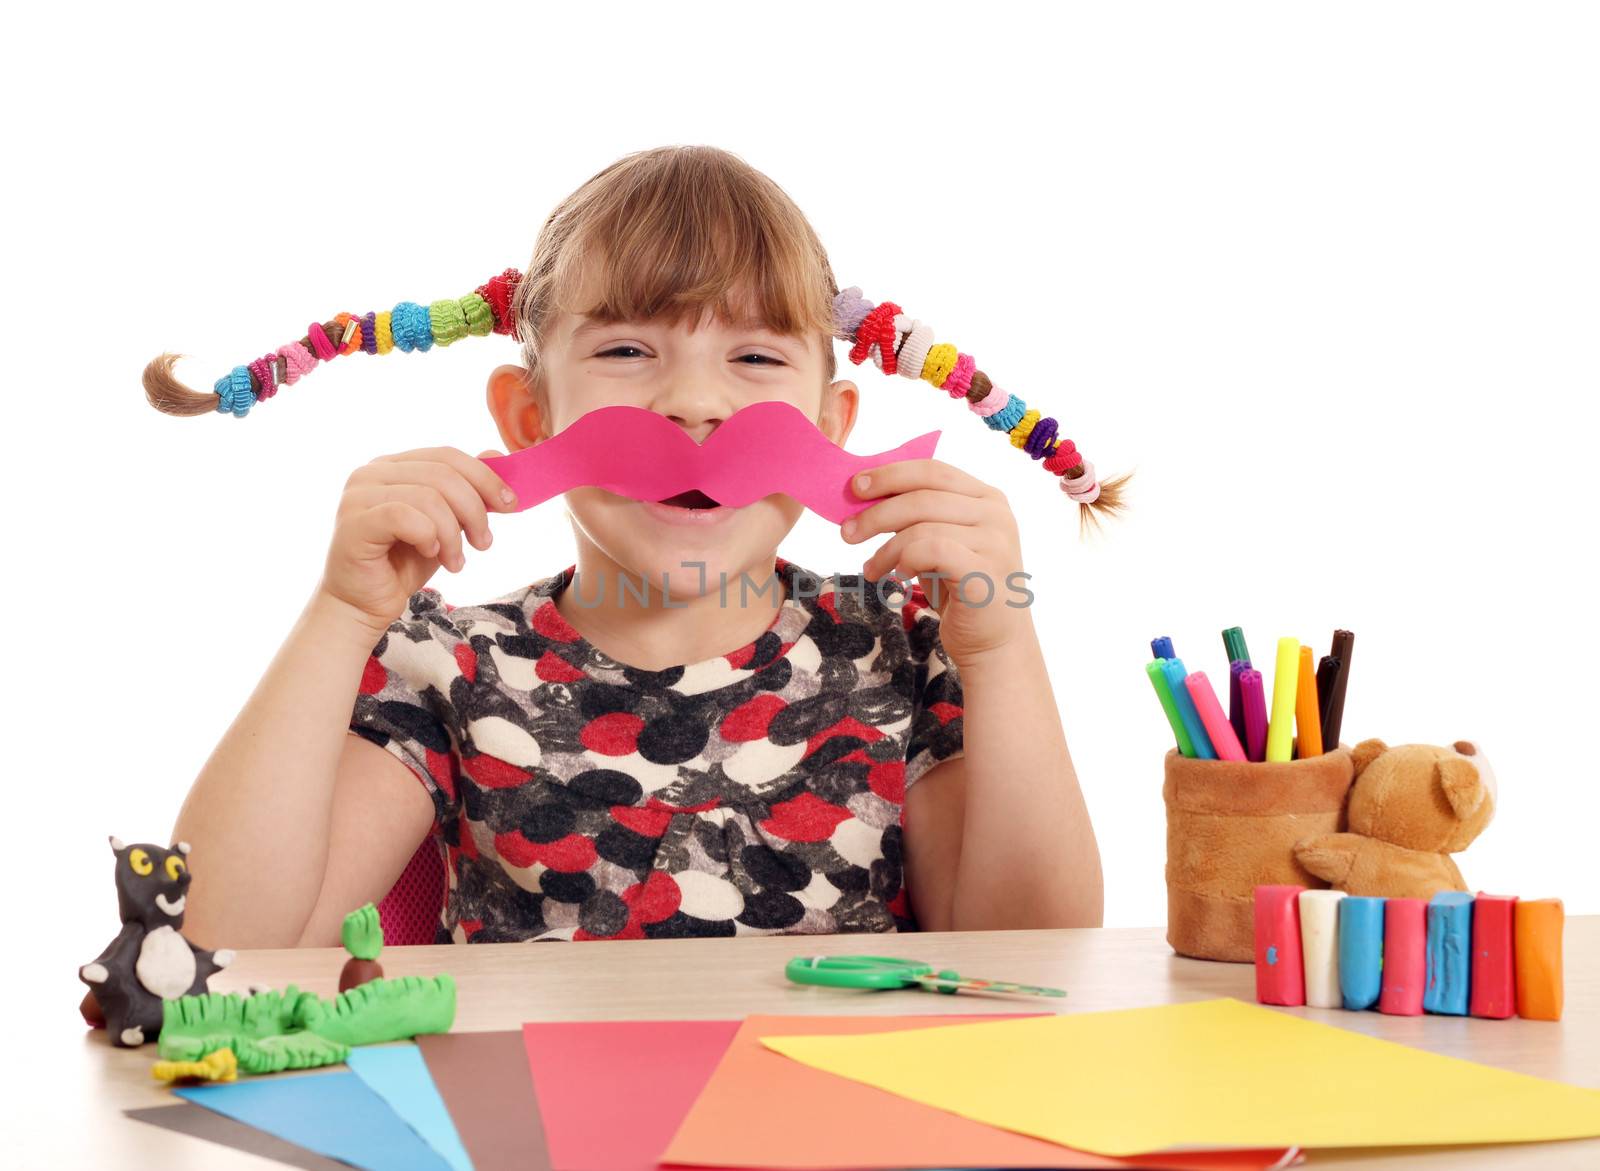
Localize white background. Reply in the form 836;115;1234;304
7;2;1597;996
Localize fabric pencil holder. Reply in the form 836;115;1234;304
1163;745;1356;962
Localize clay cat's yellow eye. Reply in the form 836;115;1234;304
165;855;186;881
129;848;153;876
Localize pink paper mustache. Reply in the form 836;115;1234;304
480;400;940;524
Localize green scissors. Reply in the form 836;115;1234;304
785;955;1066;1000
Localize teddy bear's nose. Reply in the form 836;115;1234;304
1453;740;1476;756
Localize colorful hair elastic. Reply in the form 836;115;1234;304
142;269;1126;525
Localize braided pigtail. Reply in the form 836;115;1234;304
833;287;1129;532
142;269;525;419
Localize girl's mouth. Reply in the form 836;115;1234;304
640;490;739;526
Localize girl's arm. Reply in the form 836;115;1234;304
171;446;515;948
902;617;1105;932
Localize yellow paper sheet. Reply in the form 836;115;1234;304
760;997;1600;1157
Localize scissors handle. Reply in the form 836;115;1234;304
785;955;933;990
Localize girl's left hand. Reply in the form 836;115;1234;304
841;459;1033;667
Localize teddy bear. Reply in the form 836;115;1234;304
1294;738;1496;898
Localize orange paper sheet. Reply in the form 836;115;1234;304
662;1014;1293;1170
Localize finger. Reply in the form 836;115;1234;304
888;536;990;601
850;458;994;502
373;484;467;572
842;489;991;544
378;446;519;512
862;524;986;581
364;460;494;551
349;501;440;563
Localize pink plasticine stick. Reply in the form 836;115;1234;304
1380;897;1427;1015
1254;885;1307;1006
1470;893;1518;1019
1185;671;1246;761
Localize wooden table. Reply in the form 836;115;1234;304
30;921;1599;1169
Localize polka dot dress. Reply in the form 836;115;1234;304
349;556;965;942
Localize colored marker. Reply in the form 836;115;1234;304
1228;659;1249;750
1240;668;1269;762
1151;635;1175;661
1254;885;1307;1006
1146;660;1196;758
1515;898;1565;1021
1338;896;1385;1010
1186;671;1246;761
1294;645;1323;758
1222;626;1251;667
1299;889;1346;1008
1315;654;1340;734
1423;892;1474;1015
1470;894;1517;1020
1266;637;1300;762
1163;659;1215;760
1322;630;1355;749
1379;897;1427;1015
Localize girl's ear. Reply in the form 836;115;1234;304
820;378;859;448
486;364;546;450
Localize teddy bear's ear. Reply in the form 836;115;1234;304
1437;755;1487;820
1350;738;1388;776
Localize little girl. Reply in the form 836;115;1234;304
145;145;1118;948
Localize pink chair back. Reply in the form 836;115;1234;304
376;835;446;946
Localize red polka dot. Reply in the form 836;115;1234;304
622;871;681;925
761;793;853;843
463;752;529;790
359;656;387;695
494;831;596;873
580;712;644;756
806;716;884;758
531;599;580;642
611;805;673;838
536;651;587;683
453;643;477;683
426;748;459;801
929;701;963;725
720;694;786;742
868;760;905;803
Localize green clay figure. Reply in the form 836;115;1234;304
339;902;385;992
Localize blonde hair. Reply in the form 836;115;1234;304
143;144;1126;529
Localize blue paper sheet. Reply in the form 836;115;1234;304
176;1070;452;1171
347;1045;474;1171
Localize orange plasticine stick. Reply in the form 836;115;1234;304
1515;898;1564;1021
1294;645;1323;758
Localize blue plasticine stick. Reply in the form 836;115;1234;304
1151;636;1175;660
1423;891;1475;1015
1163;658;1216;759
1339;896;1385;1010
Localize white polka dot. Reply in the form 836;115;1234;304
385;636;462;690
489;644;540;691
466;716;542;769
787;636;822;678
831;816;883;869
798;869;842;912
673;657;748;696
722;739;807;787
675;870;745;921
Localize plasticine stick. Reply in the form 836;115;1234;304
1298;890;1346;1008
1294;645;1323;758
1163;659;1216;760
1186;671;1246;761
1266;638;1299;762
1338;896;1385;1010
1379;898;1427;1015
1470;894;1518;1020
1254;885;1307;1006
1423;892;1474;1015
1515;898;1565;1021
1146;660;1195;757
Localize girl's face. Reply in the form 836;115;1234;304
486;291;859;596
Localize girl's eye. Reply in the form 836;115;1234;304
738;353;785;366
597;345;648;359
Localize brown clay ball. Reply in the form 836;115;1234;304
80;989;106;1028
339;957;384;993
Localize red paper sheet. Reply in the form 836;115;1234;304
662;1015;1297;1171
522;1019;741;1171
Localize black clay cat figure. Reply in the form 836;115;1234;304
78;837;234;1047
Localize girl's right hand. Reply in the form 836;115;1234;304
317;446;518;636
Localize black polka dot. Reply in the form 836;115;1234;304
738;890;806;930
645;912;737;939
566;769;643;807
636;712;711;765
740;845;811;892
596;825;657;871
519;801;575;844
752;656;792;692
540;870;595;904
579;890;629;937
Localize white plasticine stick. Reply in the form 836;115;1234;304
1299;889;1347;1008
